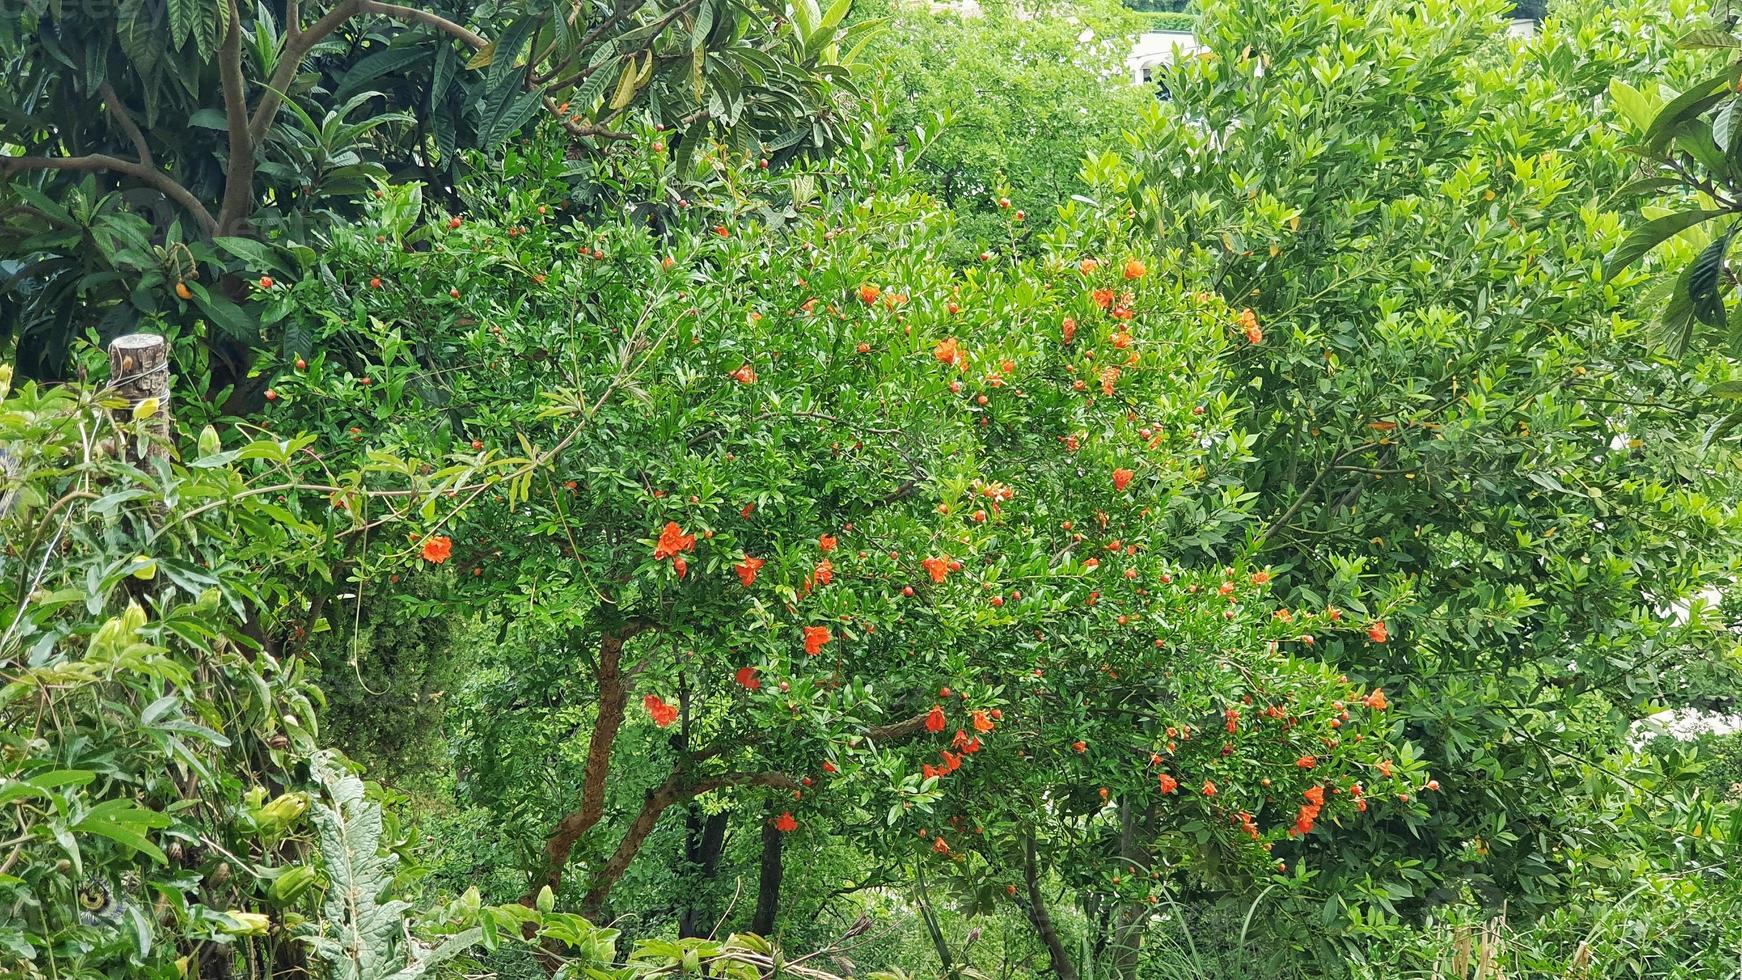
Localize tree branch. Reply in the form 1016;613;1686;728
216;0;256;235
359;0;488;49
528;619;658;903
0;156;217;235
580;767;798;918
100;83;151;167
248;0;366;145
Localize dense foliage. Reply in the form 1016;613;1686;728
4;0;1741;977
0;0;867;398
1113;0;1742;966
856;0;1150;264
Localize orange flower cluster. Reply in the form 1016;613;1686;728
735;555;764;587
421;535;453;564
1294;784;1326;836
652;521;696;578
735;666;761;690
643;694;678;728
802;625;832;656
934;337;965;369
774;812;797;832
1239;308;1262;345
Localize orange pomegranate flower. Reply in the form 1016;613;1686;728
859;283;881;305
1367;620;1389;644
1201;780;1217;797
971;710;995;733
1296;755;1317;769
643;694;678;727
1123;258;1147;280
735;666;761;690
1112;468;1135;492
819;534;837;552
652;521;696;561
1079;258;1099;275
1099;366;1120;396
925;705;947;733
1061;317;1077;344
774;812;797;832
802;625;832;656
932;835;950;854
1363;688;1389;711
814;559;833;586
741;502;756;519
922;556;950;583
1092;287;1114;310
731;363;758;384
934;337;964;368
735;556;765;587
421;535;453;564
1157;772;1178;794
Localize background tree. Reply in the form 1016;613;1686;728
853;0;1150;264
1118;0;1742;957
0;0;868;398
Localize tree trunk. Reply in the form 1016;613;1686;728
107;334;172;464
581;770;795;921
751;802;784;936
1021;832;1078;980
1108;802;1153;980
677;808;729;937
527;625;647;905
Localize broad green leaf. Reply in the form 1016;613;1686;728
1604;209;1728;281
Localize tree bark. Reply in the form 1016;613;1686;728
1022;832;1078;980
580;769;795;920
752;801;784;936
1108;802;1153;980
107;334;172;465
528;624;649;903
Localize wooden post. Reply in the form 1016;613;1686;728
107;334;172;464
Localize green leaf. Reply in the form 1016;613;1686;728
1645;68;1742;154
692;0;715;53
73;799;169;864
1678;29;1742;49
1688;229;1732;327
1603;209;1728;281
167;0;195;48
212;236;284;275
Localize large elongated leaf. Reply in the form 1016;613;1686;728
1603;209;1728;281
1645;67;1742;153
1688;229;1734;327
337;44;434;103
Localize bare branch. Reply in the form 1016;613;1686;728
0;155;217;235
358;0;488;49
100;83;151;167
